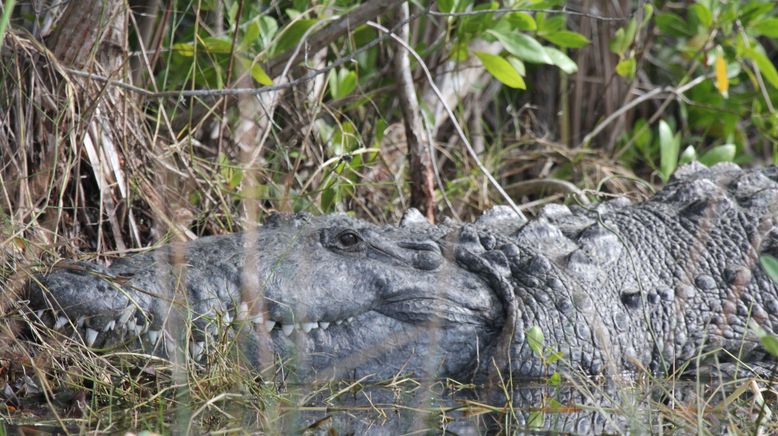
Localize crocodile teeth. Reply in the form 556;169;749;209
302;322;318;333
281;324;295;336
54;316;68;330
147;330;160;345
132;323;143;336
335;320;343;325
36;310;44;319
347;317;355;323
251;314;264;324
264;320;276;332
319;322;330;330
118;306;136;325
85;328;99;347
127;318;136;332
103;320;116;332
76;316;86;328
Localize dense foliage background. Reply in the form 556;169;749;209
0;0;777;255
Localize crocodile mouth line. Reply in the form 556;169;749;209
30;301;368;351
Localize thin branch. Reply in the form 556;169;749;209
580;75;707;148
61;8;413;99
61;5;439;100
428;6;628;21
393;2;435;221
217;0;245;156
366;20;527;222
738;23;776;114
266;0;407;77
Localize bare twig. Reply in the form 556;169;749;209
367;20;527;221
428;6;628;21
62;6;431;100
580;75;707;149
393;3;435;221
266;0;407;77
507;178;590;205
63;28;380;100
216;0;245;156
737;23;776;114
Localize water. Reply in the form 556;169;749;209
4;375;767;434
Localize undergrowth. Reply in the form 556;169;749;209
1;0;777;433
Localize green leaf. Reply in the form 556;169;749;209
615;57;636;79
633;119;652;152
227;1;239;27
542;30;590;48
172;42;195;57
679;145;697;165
760;255;778;283
624;18;638;48
750;317;778;358
507;56;526;76
329;68;357;100
544;47;578;74
527;411;544;428
753;18;778;37
536;13;565;34
217;153;242;189
450;41;468;62
642;3;654;27
273;19;317;55
475;52;526;89
258;16;279;48
689;3;712;29
201;36;233;54
526;325;545;357
549;372;562;386
699;144;736;166
506;12;536;31
655;12;694;37
242;18;261;49
545;351;564;364
744;47;778;89
609;28;627;56
740;2;774;26
250;62;273;85
437;0;457;13
659;120;679;182
465;2;499;32
609;19;636;56
487;30;552;64
321;183;338;211
228;167;243;189
761;334;778;358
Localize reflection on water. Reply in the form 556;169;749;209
3;374;770;434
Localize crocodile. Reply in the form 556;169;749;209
22;162;778;381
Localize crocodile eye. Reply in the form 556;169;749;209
337;230;361;247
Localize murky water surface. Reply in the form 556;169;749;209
2;376;771;434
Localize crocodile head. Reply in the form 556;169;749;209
26;213;504;382
246;213;504;380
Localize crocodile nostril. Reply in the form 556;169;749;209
413;251;442;270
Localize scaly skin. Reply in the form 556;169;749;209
24;163;778;381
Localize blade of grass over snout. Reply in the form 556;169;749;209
0;0;16;51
